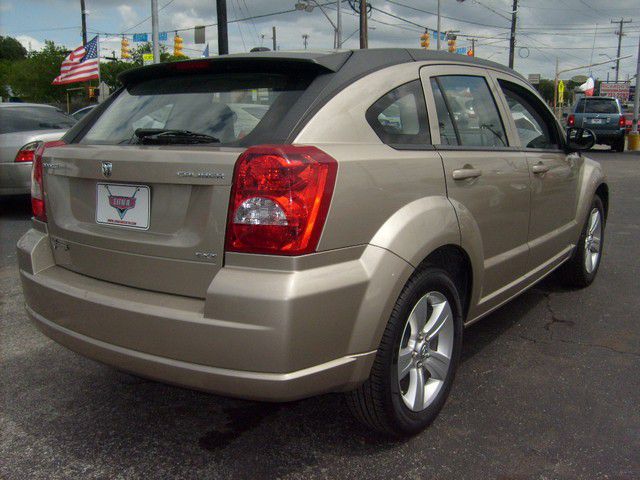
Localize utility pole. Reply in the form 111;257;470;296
359;0;368;49
611;18;632;82
436;0;441;50
471;38;476;57
272;26;277;51
217;0;228;55
151;0;159;63
336;0;342;48
302;34;309;50
80;0;88;45
632;33;640;135
508;0;518;69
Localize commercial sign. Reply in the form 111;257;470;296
599;82;631;101
133;33;148;42
528;73;541;85
142;53;154;65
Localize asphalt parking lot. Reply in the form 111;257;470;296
1;151;639;480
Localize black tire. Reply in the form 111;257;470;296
557;195;605;288
346;267;464;437
613;137;625;153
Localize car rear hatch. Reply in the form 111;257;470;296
44;145;238;298
574;97;620;131
43;53;349;298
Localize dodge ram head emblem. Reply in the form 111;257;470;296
101;161;112;177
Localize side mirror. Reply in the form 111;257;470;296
566;127;596;152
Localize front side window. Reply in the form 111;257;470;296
431;75;507;147
366;80;430;147
499;80;559;150
80;73;312;145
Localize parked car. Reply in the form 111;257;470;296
0;103;74;195
17;50;607;436
567;96;626;151
70;105;96;121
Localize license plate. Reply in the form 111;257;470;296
96;183;150;230
590;118;604;124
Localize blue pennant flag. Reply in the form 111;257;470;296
202;43;210;58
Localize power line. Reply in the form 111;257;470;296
385;0;510;30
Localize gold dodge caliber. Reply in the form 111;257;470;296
18;50;608;436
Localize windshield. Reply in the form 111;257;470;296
0;106;76;134
576;98;619;114
80;73;311;145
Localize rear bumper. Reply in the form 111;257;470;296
588;129;625;143
18;228;411;401
0;162;31;195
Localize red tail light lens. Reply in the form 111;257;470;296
31;140;66;222
226;145;338;255
619;115;625;128
15;141;41;163
567;114;575;127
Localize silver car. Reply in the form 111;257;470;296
0;103;74;195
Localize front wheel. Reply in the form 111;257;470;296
558;196;605;288
346;268;463;436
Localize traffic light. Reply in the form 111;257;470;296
467;49;474;57
121;37;130;60
447;34;457;53
420;31;430;49
174;34;184;57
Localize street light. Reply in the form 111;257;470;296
295;1;342;48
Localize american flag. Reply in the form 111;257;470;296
52;36;100;85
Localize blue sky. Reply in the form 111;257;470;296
0;0;638;80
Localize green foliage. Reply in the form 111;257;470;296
0;35;27;61
4;40;82;104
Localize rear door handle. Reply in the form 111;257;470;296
452;168;482;180
531;163;550;174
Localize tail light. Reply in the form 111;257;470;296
226;145;338;255
31;140;65;222
15;141;41;163
567;114;575;127
619;115;625;128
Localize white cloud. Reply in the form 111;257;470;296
16;35;44;52
117;4;139;29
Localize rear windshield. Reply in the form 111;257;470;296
0;106;76;134
80;73;311;145
575;98;619;114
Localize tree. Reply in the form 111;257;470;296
0;35;27;61
5;41;79;104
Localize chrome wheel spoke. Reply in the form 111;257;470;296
408;367;425;410
407;296;428;338
425;351;450;381
423;299;451;341
584;208;602;274
589;210;600;235
397;347;414;381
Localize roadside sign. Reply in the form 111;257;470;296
558;80;565;104
159;32;168;41
133;33;148;42
142;53;154;65
599;82;631;101
528;73;540;84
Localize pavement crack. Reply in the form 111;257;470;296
516;334;640;358
535;290;575;335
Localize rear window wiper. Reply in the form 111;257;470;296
134;128;220;144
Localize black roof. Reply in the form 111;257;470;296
118;48;524;86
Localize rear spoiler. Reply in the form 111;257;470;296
118;51;352;86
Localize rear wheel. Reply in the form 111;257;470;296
613;137;625;152
346;268;463;436
558;196;605;288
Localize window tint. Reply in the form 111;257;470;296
499;80;558;150
575;98;619;114
430;79;458;145
366;80;430;147
433;75;507;147
80;73;312;145
0;106;76;134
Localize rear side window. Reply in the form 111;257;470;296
366;80;430;147
431;75;507;147
80;73;312;145
0;107;75;134
575;98;619;114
